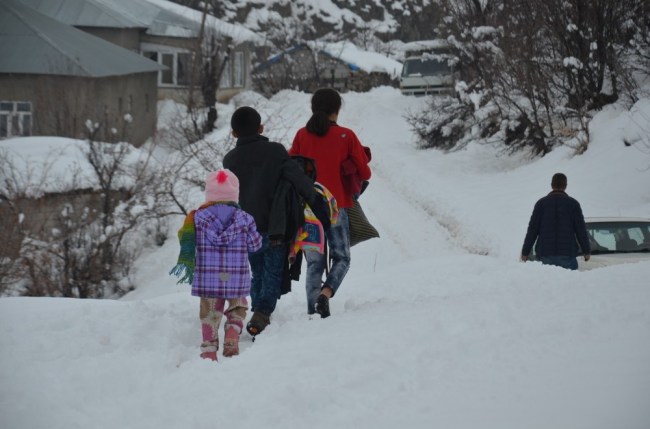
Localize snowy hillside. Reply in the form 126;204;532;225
206;0;440;42
1;87;650;429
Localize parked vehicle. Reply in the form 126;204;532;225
528;217;650;270
399;39;455;96
579;217;650;270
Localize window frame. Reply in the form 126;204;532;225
233;51;245;88
0;101;32;138
141;44;194;88
585;221;650;254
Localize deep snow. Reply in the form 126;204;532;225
1;87;650;429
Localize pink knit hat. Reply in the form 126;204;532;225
205;169;239;202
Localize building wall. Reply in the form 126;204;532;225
78;27;142;51
141;35;252;103
0;72;158;146
73;29;253;105
141;34;196;51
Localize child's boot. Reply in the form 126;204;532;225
200;341;218;361
200;350;217;361
223;325;240;357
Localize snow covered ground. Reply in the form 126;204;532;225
1;87;650;429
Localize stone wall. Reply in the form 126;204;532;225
0;189;130;260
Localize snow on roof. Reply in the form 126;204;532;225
316;41;403;78
402;39;450;53
16;0;262;43
259;42;403;78
142;0;265;45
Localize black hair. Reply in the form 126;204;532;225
306;88;342;137
551;172;567;189
231;106;261;137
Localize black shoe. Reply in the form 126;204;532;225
246;311;270;336
315;295;330;319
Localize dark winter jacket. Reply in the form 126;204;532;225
268;156;320;241
222;134;316;234
268;176;306;241
521;190;591;258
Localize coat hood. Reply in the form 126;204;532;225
197;205;251;246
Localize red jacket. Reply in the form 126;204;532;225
290;124;371;208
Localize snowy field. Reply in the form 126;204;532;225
1;87;650;429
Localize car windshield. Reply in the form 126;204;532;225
402;58;451;77
585;221;650;254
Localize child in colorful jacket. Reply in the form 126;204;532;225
170;169;262;361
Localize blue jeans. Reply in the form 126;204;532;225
248;235;287;315
304;209;351;314
539;255;578;270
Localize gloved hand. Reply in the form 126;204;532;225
309;192;331;231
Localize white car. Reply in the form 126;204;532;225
579;217;650;270
527;217;650;270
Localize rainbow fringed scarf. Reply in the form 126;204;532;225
169;202;218;284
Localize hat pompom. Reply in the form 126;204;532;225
216;170;228;184
205;169;239;202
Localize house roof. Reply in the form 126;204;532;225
16;0;145;29
0;0;165;77
256;42;403;78
16;0;264;43
142;0;265;44
16;0;201;38
256;44;361;73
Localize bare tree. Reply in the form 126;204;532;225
1;117;174;298
409;0;649;155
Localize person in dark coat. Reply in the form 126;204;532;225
521;173;591;270
223;106;328;337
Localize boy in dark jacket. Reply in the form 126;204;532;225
223;106;328;337
521;173;591;270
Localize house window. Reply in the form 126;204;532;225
177;53;193;86
143;48;194;87
233;51;245;87
0;101;32;138
161;53;174;85
220;57;231;88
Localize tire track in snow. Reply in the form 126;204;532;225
341;88;491;257
370;152;491;257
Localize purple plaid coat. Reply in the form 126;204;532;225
192;204;262;298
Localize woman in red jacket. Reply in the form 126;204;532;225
289;88;371;318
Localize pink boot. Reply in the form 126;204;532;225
223;327;240;357
200;351;217;361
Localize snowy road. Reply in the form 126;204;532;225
1;88;650;429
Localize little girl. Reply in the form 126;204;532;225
170;169;262;361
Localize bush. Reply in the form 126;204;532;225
408;0;650;154
407;96;473;150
